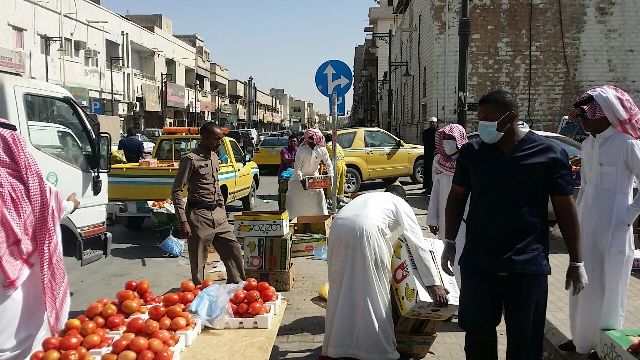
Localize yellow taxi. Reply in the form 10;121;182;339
336;127;424;193
252;136;290;168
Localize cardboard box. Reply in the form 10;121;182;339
291;233;327;258
598;329;640;360
234;211;289;237
390;237;460;320
290;215;332;236
305;175;332;189
395;333;437;359
242;233;292;271
245;265;295;292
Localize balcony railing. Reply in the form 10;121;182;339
133;69;156;82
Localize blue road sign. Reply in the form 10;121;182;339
315;60;353;98
330;96;346;116
89;98;104;115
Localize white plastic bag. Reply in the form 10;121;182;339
189;282;245;328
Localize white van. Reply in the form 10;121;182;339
0;74;112;265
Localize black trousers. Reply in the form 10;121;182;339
423;153;434;190
458;267;548;360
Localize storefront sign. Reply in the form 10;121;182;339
142;84;160;112
200;101;214;112
0;47;25;74
221;104;232;114
165;82;185;108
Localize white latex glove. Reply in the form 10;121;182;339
565;262;588;296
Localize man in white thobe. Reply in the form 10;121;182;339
561;86;640;357
286;128;333;219
322;185;449;360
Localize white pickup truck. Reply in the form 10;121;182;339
0;73;112;265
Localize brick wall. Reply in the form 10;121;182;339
389;0;640;141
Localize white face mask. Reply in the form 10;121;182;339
442;140;458;155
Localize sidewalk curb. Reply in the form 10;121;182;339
544;319;584;360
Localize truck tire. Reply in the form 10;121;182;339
411;159;425;184
125;216;145;231
345;168;362;193
242;182;257;211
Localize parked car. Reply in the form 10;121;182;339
240;128;259;145
253;136;290;168
142;128;162;143
228;130;255;154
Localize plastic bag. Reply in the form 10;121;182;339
279;168;294;180
313;245;328;260
159;234;184;257
189;282;245;328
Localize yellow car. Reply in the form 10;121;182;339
252;136;290;168
336;127;424;193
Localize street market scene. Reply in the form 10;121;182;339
2;0;640;360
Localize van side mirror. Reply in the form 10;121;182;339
396;139;404;147
98;132;112;172
245;153;253;163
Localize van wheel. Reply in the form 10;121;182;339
345;168;362;193
411;159;425;184
125;216;145;231
242;182;257;211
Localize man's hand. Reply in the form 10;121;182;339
300;180;308;190
565;262;588;296
429;285;449;308
180;221;192;239
440;241;456;277
67;193;80;211
429;226;439;235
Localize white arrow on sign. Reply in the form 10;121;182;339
337;97;343;105
324;65;350;95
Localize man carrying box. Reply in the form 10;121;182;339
322;184;448;360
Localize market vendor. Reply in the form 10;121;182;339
286;128;333;219
0;120;79;360
277;134;298;211
322;184;448;360
172;122;245;285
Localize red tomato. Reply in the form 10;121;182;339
99;338;112;348
43;349;61;360
246;290;261;303
147;338;164;353
181;312;194;326
162;293;180;307
164;306;181;320
85;303;103;319
170;317;187;331
142;291;156;304
116;290;136;302
30;350;46;360
65;319;82;331
180;280;195;292
124;280;138;292
60;350;80;360
237;303;248;314
151;330;170;344
111;338;130;354
106;315;125;329
93;315;106;328
262;304;271;314
180;292;195;305
128;336;148;353
268;286;276;294
231;290;246;305
101;354;117;360
260;289;276;302
120;333;136;342
192;289;201;297
154;349;173;360
248;301;265;316
82;334;102;350
80;321;97;336
137;350;155;360
121;300;140;315
243;278;258;291
158;317;171;330
126;317;146;334
143;319;160;335
230;303;237;313
94;328;109;339
75;315;89;323
137;280;150;295
59;336;81;351
42;337;61;351
201;279;214;288
75;347;87;359
116;350;137;360
256;281;270;292
101;304;118;319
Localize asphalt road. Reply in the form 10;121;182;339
65;175;414;314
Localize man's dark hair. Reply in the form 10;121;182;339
289;134;298;141
324;134;332;143
126;127;136;137
385;183;407;200
200;122;220;136
479;90;520;115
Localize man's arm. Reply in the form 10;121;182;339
426;161;441;232
172;156;192;224
444;184;470;242
320;147;334;177
623;140;640;224
117;139;123;150
551;195;582;263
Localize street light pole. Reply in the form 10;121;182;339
44;35;62;83
457;0;471;127
109;56;124;116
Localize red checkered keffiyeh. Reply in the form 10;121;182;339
568;85;640;139
434;124;468;175
305;128;326;147
0;121;69;334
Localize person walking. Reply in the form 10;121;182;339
427;123;468;287
442;90;587;360
118;127;144;163
277;135;298;211
559;86;640;358
172;122;245;285
286;128;333;219
324;133;346;204
0;120;79;360
322;184;448;360
422;117;438;194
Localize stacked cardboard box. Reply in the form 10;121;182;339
234;211;294;291
598;328;640;360
289;215;332;258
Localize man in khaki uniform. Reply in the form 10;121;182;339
172;122;245;284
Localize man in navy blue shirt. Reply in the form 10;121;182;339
118;127;144;163
442;90;588;360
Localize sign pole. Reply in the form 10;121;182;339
331;92;338;215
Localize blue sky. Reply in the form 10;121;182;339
103;0;376;114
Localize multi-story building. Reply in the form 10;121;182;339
290;98;308;132
270;89;291;129
228;79;247;128
211;63;230;125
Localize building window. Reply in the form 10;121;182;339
293;107;301;113
63;38;72;57
39;35;46;54
11;26;25;49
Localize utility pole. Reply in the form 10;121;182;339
456;0;470;127
44;35;62;83
247;76;253;130
109;56;123;116
387;29;393;133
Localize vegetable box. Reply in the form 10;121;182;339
234;211;289;237
598;328;640;360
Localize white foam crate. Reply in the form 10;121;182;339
171;334;186;354
210;300;277;329
176;318;203;346
269;294;283;315
88;336;118;357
